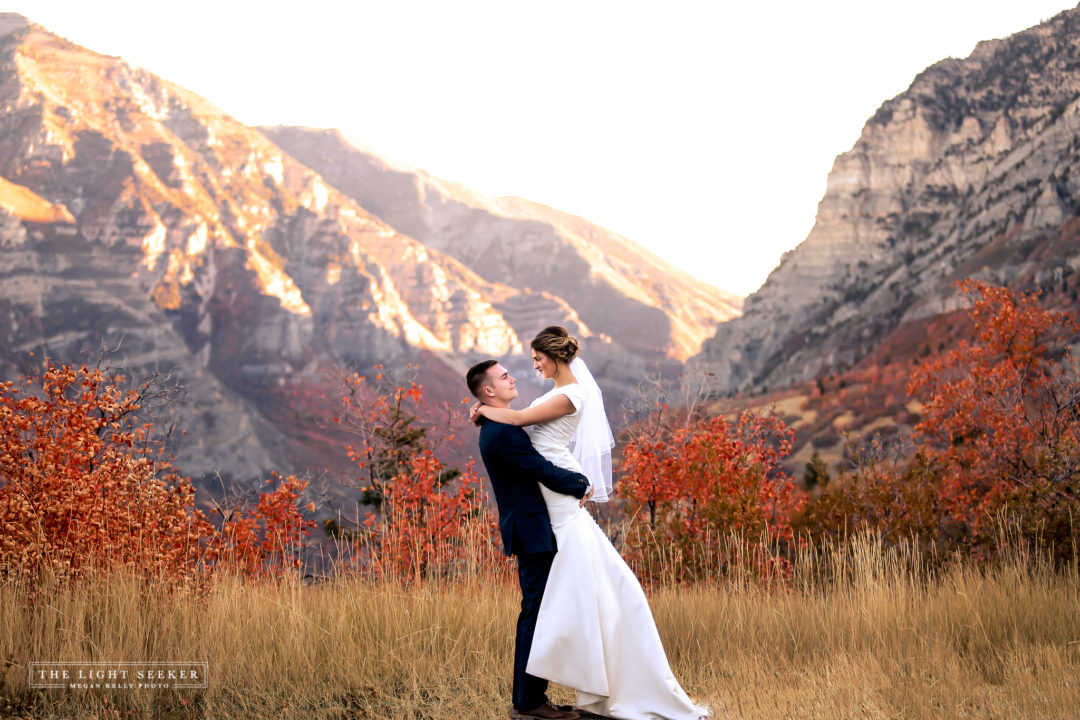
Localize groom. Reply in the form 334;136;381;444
467;360;592;720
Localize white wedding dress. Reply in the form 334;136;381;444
525;383;708;720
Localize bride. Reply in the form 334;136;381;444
471;326;709;720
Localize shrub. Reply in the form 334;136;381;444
0;360;215;583
334;366;502;582
799;280;1080;562
620;410;803;582
907;279;1080;558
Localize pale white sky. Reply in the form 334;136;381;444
9;1;1077;296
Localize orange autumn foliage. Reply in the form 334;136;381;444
215;475;316;579
334;366;503;582
13;279;1075;588
907;279;1080;554
0;357;500;587
620;410;804;582
798;280;1080;561
376;452;501;581
0;359;317;585
0;361;216;583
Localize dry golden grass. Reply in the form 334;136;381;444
1;534;1078;720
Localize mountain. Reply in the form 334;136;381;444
0;14;737;489
0;14;537;482
258;127;742;365
689;6;1080;395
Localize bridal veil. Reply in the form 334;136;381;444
568;356;615;501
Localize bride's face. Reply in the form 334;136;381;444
532;349;557;380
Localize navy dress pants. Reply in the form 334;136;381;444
513;550;556;711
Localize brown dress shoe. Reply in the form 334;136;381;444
511;700;580;720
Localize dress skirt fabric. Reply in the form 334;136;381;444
526;487;707;720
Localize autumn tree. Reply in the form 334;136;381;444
0;360;216;583
333;364;450;508
620;410;804;582
374;452;500;581
332;364;501;581
797;280;1080;559
908;279;1080;556
213;474;317;578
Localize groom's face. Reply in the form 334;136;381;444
482;363;518;406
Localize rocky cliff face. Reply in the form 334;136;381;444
0;15;737;485
0;16;540;482
689;6;1080;394
259;127;742;365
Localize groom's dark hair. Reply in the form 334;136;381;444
466;359;499;399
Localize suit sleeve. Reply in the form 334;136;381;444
497;425;589;499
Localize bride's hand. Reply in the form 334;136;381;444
579;484;595;507
469;402;484;426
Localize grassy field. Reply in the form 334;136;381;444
2;535;1078;720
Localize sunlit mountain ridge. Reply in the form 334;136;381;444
0;13;740;488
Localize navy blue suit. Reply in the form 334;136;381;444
477;418;589;711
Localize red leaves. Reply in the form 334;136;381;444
0;359;323;586
215;475;316;579
799;279;1080;561
0;360;216;584
376;454;500;581
620;410;804;582
334;364;502;582
904;279;1080;552
0;357;503;586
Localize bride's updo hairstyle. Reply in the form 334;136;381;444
531;325;580;364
